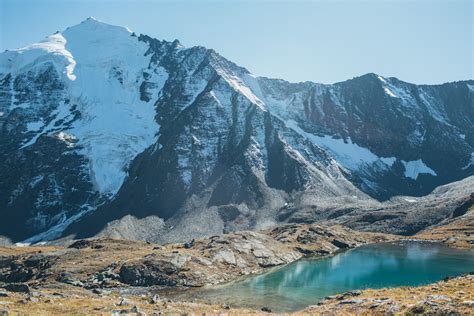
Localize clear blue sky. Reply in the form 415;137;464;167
0;0;472;84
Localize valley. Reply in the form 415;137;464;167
0;209;473;314
0;16;472;315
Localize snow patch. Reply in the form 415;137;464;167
401;159;437;180
418;89;449;124
380;157;396;167
21;205;96;244
462;153;474;170
59;20;165;194
7;19;167;195
285;119;396;170
19;99;73;149
377;75;414;103
0;33;76;81
217;70;265;110
26;119;44;132
56;131;76;148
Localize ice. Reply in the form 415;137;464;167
401;159;437;180
380;157;396;167
63;19;164;194
0;33;76;81
217;69;266;110
462;153;474;170
285;119;396;170
26;119;44;132
5;18;168;195
55;131;76;148
418;89;449;124
377;75;414;103
21;205;95;244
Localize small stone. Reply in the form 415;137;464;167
462;300;474;307
222;303;230;310
387;303;401;313
117;297;131;306
184;239;195;249
150;294;160;304
427;294;451;302
339;299;364;305
29;297;39;303
92;288;102;295
52;292;65;298
369;303;380;309
408;305;425;314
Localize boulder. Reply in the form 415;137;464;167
4;283;30;293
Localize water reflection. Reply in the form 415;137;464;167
186;241;474;312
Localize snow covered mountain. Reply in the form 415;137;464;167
0;18;472;243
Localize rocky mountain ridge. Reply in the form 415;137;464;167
0;18;472;243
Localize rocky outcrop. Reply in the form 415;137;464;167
0;254;55;283
0;224;394;292
119;258;179;287
414;204;474;248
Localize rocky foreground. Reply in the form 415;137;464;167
0;220;473;315
0;224;393;314
300;273;474;315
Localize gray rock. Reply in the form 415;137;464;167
4;283;30;293
150;294;160;304
119;259;179;287
213;250;236;265
117;297;132;306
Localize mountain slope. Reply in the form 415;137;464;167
0;18;472;243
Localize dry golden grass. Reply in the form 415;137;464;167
415;206;474;249
0;287;265;315
300;274;474;315
1;274;473;315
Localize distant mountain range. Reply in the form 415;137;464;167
0;18;472;244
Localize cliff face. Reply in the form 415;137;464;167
0;18;472;243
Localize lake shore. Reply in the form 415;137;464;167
0;215;472;314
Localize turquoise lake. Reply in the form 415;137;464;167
183;241;474;312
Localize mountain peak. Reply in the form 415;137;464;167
85;16;99;22
65;17;133;36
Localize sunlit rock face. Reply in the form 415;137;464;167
0;18;472;243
